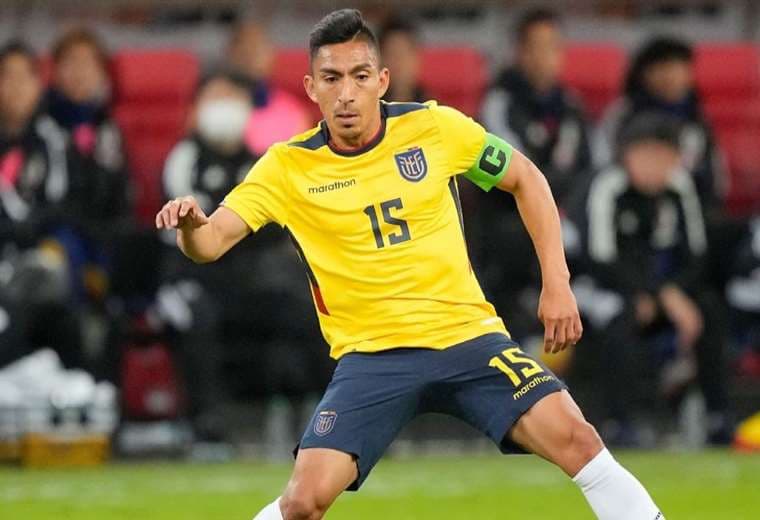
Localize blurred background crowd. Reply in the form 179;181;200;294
0;0;759;457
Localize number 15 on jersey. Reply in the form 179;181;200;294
363;198;411;248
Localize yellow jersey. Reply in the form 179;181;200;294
222;101;515;359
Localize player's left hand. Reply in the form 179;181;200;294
537;283;583;354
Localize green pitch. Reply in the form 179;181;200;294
1;450;757;519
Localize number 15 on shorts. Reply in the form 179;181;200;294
489;347;545;387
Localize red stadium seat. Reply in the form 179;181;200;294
703;98;760;147
111;50;199;225
695;44;760;101
270;49;321;122
271;48;310;98
111;50;199;103
694;45;760;215
419;47;488;117
113;105;190;222
561;44;627;120
714;123;760;216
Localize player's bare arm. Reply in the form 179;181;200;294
155;196;250;263
494;148;582;354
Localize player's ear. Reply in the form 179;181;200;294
304;75;318;104
377;67;390;99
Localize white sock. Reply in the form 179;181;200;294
253;497;283;520
573;449;664;520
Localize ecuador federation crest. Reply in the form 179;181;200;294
394;147;428;182
314;410;338;436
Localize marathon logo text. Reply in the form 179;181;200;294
513;375;556;400
308;179;356;194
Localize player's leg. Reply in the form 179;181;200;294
439;333;663;520
509;390;664;520
509;390;602;476
253;349;425;519
253;447;357;520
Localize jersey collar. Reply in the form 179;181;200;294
322;102;388;157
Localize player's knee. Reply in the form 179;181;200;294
280;486;329;520
566;419;604;473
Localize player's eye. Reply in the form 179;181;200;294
324;76;337;84
357;73;369;81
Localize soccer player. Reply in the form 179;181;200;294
155;9;664;520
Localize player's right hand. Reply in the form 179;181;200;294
538;282;583;354
155;196;210;230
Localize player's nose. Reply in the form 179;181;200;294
337;78;356;104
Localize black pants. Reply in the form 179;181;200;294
160;246;331;413
597;291;729;422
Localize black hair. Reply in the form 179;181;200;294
52;28;109;68
195;67;253;100
624;37;693;97
0;40;38;72
309;9;379;63
378;15;420;49
515;8;560;43
616;111;682;154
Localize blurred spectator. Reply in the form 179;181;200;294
595;37;724;213
0;42;73;245
48;28;131;231
160;70;328;441
596;37;746;302
0;41;82;368
47;29;134;314
482;8;592;205
163;70;255;215
470;9;592;344
378;16;428;103
578;113;730;445
160;69;257;439
227;20;311;156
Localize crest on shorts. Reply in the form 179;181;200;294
394;147;427;182
314;410;337;436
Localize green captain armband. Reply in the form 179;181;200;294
462;133;514;192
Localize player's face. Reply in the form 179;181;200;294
517;22;563;93
623;140;681;195
54;42;109;103
0;53;42;130
305;40;389;147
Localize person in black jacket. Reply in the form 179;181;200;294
160;70;328;441
473;9;591;344
160;69;258;439
0;41;83;368
162;70;257;217
595;37;724;214
579;113;730;445
46;29;136;316
0;42;74;245
47;28;131;232
481;8;592;206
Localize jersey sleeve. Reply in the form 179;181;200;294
429;102;514;192
221;146;290;231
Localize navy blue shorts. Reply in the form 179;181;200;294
297;332;566;490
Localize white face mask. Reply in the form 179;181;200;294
197;99;251;147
